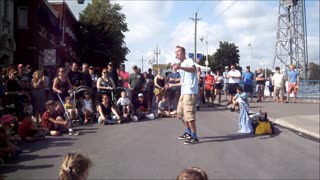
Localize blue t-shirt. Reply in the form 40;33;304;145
242;71;254;85
169;71;181;91
288;71;299;83
235;92;249;105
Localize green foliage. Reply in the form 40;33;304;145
210;41;241;73
78;0;129;67
308;62;320;80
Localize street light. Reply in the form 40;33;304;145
200;35;209;72
260;59;267;78
248;43;252;69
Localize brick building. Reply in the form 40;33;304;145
14;0;81;70
0;0;16;66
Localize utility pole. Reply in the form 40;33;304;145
139;56;146;72
190;12;201;62
154;45;161;65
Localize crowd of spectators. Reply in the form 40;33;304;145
0;61;298;163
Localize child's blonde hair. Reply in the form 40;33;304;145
65;96;72;102
176;167;208;180
59;153;92;180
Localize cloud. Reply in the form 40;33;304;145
118;1;174;43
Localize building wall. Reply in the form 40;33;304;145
0;0;16;66
14;0;61;69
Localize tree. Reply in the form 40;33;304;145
308;62;320;80
210;41;241;73
78;0;129;67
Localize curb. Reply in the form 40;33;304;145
271;118;320;139
249;109;320;140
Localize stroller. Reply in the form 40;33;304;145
56;86;91;125
111;87;138;122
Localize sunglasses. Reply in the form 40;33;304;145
103;72;107;73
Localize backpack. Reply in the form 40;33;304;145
252;112;274;135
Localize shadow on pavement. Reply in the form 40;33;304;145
0;154;56;174
199;126;281;143
0;164;54;174
279;125;320;143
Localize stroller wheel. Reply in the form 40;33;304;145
131;115;139;122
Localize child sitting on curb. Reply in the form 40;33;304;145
42;100;79;136
64;96;79;120
158;96;177;118
116;91;132;120
18;113;48;142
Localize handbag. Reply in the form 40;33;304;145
255;120;273;135
154;88;161;95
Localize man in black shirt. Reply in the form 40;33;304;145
255;68;266;102
81;63;92;88
67;62;83;87
107;62;119;88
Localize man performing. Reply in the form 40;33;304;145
167;45;199;145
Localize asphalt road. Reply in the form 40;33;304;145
1;105;319;179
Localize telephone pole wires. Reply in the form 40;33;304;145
139;56;146;72
154;45;161;65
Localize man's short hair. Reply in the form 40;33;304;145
176;45;185;52
236;86;243;91
246;66;250;69
45;100;55;107
275;67;280;71
132;65;138;69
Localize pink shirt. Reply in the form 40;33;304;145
119;71;130;88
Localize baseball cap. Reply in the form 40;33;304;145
225;66;229;69
138;93;144;97
0;114;15;124
108;62;113;66
89;66;94;69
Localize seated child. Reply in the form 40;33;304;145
231;87;248;112
0;115;21;159
0;114;21;145
81;91;94;124
18;113;48;142
64;96;79;120
158;96;177;118
0;126;17;160
133;93;154;120
42;100;79;136
116;91;131;119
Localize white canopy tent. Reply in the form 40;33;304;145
195;63;210;72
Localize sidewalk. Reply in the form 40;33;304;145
248;99;320;139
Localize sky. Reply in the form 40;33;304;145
49;0;319;73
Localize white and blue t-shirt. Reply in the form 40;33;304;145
179;58;199;95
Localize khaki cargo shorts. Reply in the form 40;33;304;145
177;94;196;122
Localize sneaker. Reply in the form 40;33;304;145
184;137;199;145
178;132;191;140
196;105;200;110
69;131;80;136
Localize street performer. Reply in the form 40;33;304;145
167;45;199;145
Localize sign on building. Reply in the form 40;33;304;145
44;49;56;65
